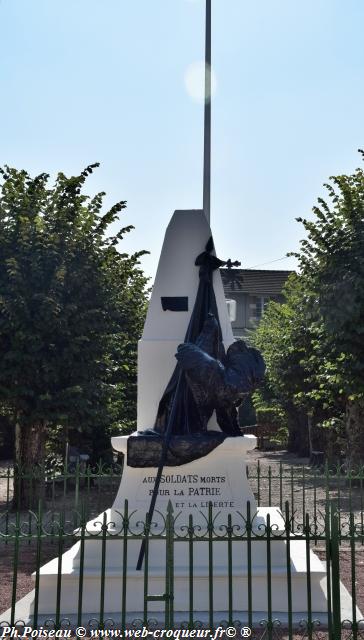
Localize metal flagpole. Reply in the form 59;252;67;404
136;0;213;572
203;0;212;224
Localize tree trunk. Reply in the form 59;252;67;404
345;399;364;470
310;417;328;453
286;404;309;456
13;420;47;510
307;414;313;459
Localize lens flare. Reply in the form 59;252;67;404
184;61;217;104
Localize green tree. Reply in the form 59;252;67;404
254;154;364;465
253;274;315;456
0;164;148;501
293;153;364;467
253;272;346;458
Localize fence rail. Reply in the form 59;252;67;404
1;461;364;526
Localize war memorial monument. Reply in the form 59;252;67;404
2;0;360;628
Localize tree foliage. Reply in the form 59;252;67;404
253;274;316;455
0;164;148;478
253;153;364;464
293;153;364;466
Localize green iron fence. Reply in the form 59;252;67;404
247;460;364;534
0;462;123;526
1;461;364;529
1;463;364;637
0;499;363;639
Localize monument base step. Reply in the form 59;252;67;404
8;538;327;615
1;584;361;628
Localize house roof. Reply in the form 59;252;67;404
221;268;293;295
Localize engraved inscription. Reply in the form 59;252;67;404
137;473;234;509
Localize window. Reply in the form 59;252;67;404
226;298;237;322
249;296;271;324
256;296;270;319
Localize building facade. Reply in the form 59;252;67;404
221;269;293;338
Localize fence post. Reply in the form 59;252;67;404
33;501;43;628
10;510;20;625
55;511;65;629
285;502;292;640
165;501;174;629
77;503;86;628
266;512;272;640
330;504;341;640
349;512;357;640
305;512;312;640
188;514;194;630
121;499;129;630
208;502;214;629
143;511;150;626
325;502;333;640
227;513;233;625
246;501;253;630
5;467;11;537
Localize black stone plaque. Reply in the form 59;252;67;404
161;296;188;312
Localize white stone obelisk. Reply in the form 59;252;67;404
136;209;234;433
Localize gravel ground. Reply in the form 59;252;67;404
1;450;364;629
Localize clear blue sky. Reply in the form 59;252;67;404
1;0;363;281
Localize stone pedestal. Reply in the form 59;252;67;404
2;435;360;625
110;435;257;528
